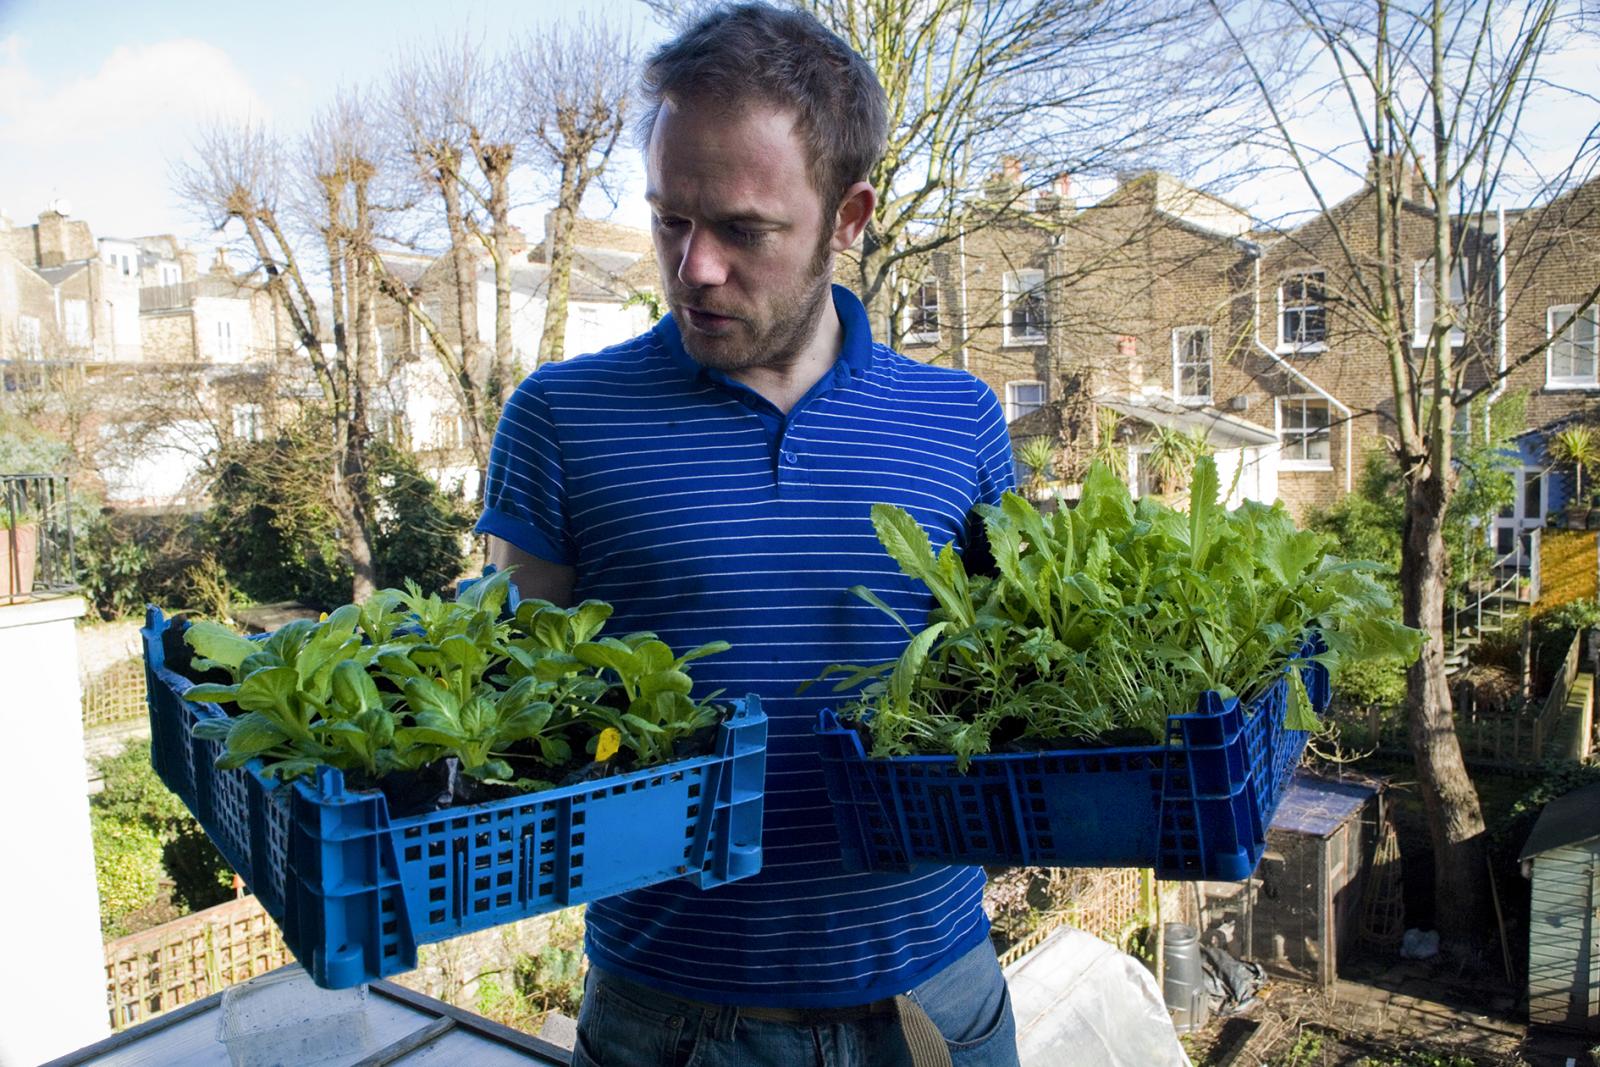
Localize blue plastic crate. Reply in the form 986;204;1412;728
814;651;1330;881
142;606;767;989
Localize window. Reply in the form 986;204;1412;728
1172;326;1212;403
905;277;939;344
64;299;89;347
216;320;234;359
1547;304;1599;388
1278;396;1331;468
1413;258;1468;346
231;403;263;442
1003;269;1046;345
16;316;40;359
1279;270;1327;349
159;262;179;286
122;255;132;277
1005;380;1045;423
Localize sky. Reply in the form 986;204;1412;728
1;0;1598;253
0;0;666;247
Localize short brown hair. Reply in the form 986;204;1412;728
639;3;888;211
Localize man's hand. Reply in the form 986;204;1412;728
487;536;577;608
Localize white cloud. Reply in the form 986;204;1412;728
0;37;267;238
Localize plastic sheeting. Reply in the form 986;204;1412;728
1004;926;1192;1067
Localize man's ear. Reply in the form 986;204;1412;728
830;181;876;252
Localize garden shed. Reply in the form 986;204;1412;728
1196;773;1383;988
1520;780;1600;1033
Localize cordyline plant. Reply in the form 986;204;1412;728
815;456;1423;769
181;568;730;790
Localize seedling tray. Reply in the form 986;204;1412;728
815;654;1330;881
142;606;766;989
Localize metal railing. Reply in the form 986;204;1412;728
1447;527;1540;657
2;473;77;602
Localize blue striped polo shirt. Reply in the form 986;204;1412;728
475;285;1015;1008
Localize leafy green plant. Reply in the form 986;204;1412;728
1549;425;1600;503
815;456;1424;768
180;568;731;797
1142;425;1209;497
1274;1029;1324;1067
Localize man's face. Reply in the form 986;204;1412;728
645;99;835;372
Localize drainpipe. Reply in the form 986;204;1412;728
1249;249;1354;492
1489;204;1508;412
958;227;970;372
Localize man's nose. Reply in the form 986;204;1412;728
677;228;728;289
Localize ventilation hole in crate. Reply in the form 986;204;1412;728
496;892;511;908
496;871;512;887
430;909;445;923
474;899;489;914
540;818;555;833
685;825;695;839
384;944;398;958
685;805;699;819
571;832;584;846
572;810;586;825
539;881;553;896
474;832;491;849
539;860;554;876
382;920;397;935
474;876;490;892
404;845;421;862
429;887;445;903
570;874;583;888
428;841;445;858
540;839;555;855
474;853;491;870
688;782;701;798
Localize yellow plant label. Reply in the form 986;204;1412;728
595;727;621;763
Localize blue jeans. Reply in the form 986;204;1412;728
570;939;1018;1067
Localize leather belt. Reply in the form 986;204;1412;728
736;997;900;1024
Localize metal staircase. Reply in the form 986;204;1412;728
1444;528;1540;676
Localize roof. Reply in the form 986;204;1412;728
43;969;570;1066
1271;773;1377;838
1100;393;1279;449
1519;781;1600;861
33;262;88;286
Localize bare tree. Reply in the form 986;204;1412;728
176;100;385;600
1219;0;1600;935
513;18;633;365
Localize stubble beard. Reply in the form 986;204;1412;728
670;237;835;373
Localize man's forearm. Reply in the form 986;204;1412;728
486;536;578;608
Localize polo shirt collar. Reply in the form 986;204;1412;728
654;284;876;380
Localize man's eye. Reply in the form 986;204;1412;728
728;226;766;245
654;215;688;230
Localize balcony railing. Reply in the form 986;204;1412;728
3;473;77;602
140;282;195;312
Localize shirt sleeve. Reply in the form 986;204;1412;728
473;371;576;565
972;377;1016;506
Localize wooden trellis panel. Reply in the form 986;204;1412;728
103;895;290;1030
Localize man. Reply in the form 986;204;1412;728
477;5;1019;1064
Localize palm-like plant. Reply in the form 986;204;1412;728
1016;437;1055;495
1089;408;1127;479
1549;425;1600;504
1143;425;1210;497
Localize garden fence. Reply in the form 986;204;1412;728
996;867;1156;968
103;894;289;1031
82;656;148;730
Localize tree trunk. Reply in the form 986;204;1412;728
1399;468;1488;939
538;160;581;364
333;420;377;601
487;160;515;409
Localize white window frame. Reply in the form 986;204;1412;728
1412;258;1467;347
216;319;234;360
1276;395;1333;470
16;316;41;359
231;403;264;442
1171;326;1212;405
904;276;940;345
1277;270;1328;353
1003;269;1046;346
63;299;89;348
1545;304;1599;390
1005;380;1046;423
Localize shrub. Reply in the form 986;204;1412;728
91;742;233;928
206;429;472;610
